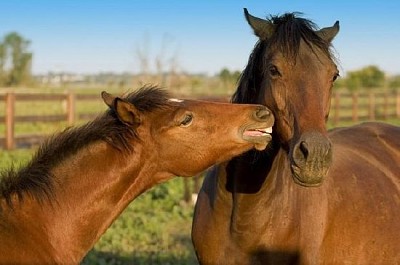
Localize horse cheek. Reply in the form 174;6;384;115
271;86;293;141
272;84;286;112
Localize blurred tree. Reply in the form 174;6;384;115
232;70;241;83
346;65;385;91
218;68;241;87
359;65;385;88
0;32;33;87
346;71;362;91
332;75;346;90
388;75;400;90
0;43;5;84
219;68;231;86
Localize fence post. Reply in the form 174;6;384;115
368;91;375;120
333;91;340;126
67;92;76;126
397;90;400;118
383;91;389;120
352;92;358;123
5;92;15;150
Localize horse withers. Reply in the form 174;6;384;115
0;86;274;264
192;9;400;265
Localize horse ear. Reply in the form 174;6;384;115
316;21;340;42
114;98;141;125
244;8;274;40
101;91;115;108
101;91;141;125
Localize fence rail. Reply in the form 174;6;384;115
330;90;400;125
0;92;99;149
0;90;399;150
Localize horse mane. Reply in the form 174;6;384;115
0;86;172;207
233;12;335;104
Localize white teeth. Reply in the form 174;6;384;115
168;98;184;103
254;127;272;135
256;127;272;134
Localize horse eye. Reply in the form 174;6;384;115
269;65;281;77
180;114;193;127
332;73;340;82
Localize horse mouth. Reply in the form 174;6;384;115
242;126;273;150
290;164;325;187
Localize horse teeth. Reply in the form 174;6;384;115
257;127;272;134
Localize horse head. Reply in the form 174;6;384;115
236;9;339;186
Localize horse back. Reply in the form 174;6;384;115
323;122;400;262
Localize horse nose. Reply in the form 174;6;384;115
291;132;333;186
294;134;332;163
299;141;309;159
254;106;272;121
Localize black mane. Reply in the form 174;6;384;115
0;86;171;207
233;12;335;104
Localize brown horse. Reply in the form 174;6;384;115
0;86;274;264
192;9;400;264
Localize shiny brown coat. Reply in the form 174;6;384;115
192;10;400;265
0;86;274;264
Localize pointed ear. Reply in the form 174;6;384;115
101;91;115;108
316;21;340;43
244;8;274;40
101;91;141;125
114;98;141;125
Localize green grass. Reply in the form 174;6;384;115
0;149;34;168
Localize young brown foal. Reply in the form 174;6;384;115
0;86;274;264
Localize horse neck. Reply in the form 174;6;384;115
1;141;169;263
226;146;330;250
227;146;291;203
218;145;288;231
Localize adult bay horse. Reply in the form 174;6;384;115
192;9;400;264
0;86;274;264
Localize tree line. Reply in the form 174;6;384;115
1;32;399;91
0;32;32;87
334;65;400;91
219;65;400;92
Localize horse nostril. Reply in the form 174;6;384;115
255;107;271;121
300;141;309;159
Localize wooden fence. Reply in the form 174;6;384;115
330;90;400;126
0;92;100;150
0;90;399;150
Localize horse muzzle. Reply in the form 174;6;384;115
290;131;332;187
241;106;275;150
